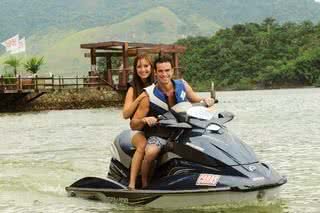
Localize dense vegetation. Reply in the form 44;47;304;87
177;18;320;90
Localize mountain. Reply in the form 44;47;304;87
1;0;320;75
2;0;320;42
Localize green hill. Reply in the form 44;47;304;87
1;6;221;76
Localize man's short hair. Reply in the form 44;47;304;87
154;55;173;70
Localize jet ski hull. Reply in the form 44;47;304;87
66;175;286;208
66;183;282;208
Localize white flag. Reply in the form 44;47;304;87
1;34;20;52
11;37;26;54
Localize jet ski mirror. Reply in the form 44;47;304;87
217;111;235;124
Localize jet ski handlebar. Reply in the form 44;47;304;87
157;105;234;130
157;112;192;129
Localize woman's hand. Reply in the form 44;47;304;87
137;92;147;102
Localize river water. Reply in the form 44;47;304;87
0;88;319;213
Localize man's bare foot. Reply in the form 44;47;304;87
127;186;135;191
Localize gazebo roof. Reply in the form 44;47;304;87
80;41;186;55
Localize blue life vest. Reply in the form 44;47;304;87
144;79;188;116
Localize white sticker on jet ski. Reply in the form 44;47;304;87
252;177;265;182
196;174;220;186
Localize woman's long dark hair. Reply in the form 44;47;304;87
132;54;154;98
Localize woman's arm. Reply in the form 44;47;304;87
122;87;147;119
130;96;157;130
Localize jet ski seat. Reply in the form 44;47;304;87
116;130;170;159
117;130;136;157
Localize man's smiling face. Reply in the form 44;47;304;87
155;62;174;85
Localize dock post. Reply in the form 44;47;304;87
18;75;21;91
76;75;79;91
0;75;3;90
59;76;61;91
51;74;55;91
35;74;38;92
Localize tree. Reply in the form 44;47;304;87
176;18;320;90
262;17;277;34
3;56;21;76
24;56;44;74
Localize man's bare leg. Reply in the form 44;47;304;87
141;144;161;188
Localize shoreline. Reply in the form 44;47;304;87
0;86;318;113
0;87;124;113
196;85;318;92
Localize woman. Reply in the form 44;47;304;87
122;54;154;190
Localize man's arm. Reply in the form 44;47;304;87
184;80;215;107
184;80;202;103
130;96;157;130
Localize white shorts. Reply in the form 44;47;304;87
129;130;143;139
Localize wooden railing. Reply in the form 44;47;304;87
103;68;132;89
0;75;108;92
0;66;184;93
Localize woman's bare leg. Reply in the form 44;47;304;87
128;132;147;189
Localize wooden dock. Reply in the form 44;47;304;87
0;75;112;110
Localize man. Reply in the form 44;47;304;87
130;55;214;188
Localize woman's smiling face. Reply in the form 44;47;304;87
136;58;152;81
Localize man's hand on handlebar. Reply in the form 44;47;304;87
201;97;215;107
142;116;158;127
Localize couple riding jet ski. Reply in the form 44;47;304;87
66;94;287;208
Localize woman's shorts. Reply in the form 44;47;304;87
129;130;144;141
147;136;168;149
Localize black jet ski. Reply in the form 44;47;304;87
66;102;287;208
